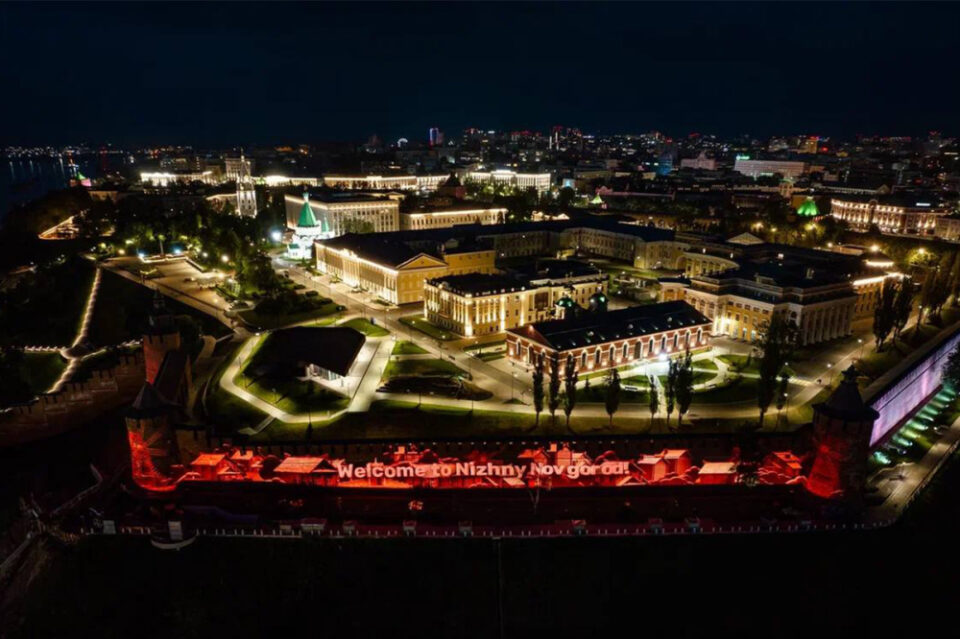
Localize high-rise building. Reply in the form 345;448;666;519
236;154;257;217
429;127;443;147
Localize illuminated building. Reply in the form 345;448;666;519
795;197;820;217
465;169;553;194
679;152;717;171
505;301;712;373
224;155;255;181
668;241;900;332
235;155;257;217
140;170;217;186
286;193;333;259
423;261;607;337
285;192;400;236
935;215;960;242
321;173;450;192
314;233;496;304
679;264;858;345
316;220;687;305
733;158;807;179
400;205;505;230
830;195;948;235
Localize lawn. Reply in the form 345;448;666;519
382;358;467;380
718;354;758;374
90;270;232;346
239;301;341;331
20;352;67;394
235;374;349;415
691;376;759;404
205;384;269;431
0;256;95;347
340;317;389;337
392;341;428;355
399;315;456;341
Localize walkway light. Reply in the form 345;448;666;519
221;254;230;263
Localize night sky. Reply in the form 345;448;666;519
2;2;958;146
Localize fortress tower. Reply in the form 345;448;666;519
805;366;879;500
142;293;181;384
125;383;180;491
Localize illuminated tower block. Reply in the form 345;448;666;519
125;383;179;491
806;366;879;500
236;154;258;217
142;294;181;384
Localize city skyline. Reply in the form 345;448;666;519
2;2;960;145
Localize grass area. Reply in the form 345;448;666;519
399;315;456;341
234;372;349;415
392;340;428;355
0;256;95;347
695;358;719;372
238;302;340;331
340;317;389;337
19;352;66;394
718;354;758;374
206;384;269;431
382;358;467;380
465;340;506;352
691;376;759;404
577;384;650;404
90;269;231;346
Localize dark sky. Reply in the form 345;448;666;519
2;2;958;146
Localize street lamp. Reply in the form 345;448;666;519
857;338;864;359
221;254;230;264
512;372;516;400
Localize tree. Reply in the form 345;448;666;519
547;355;561;426
664;359;678;429
893;278;914;343
604;367;621;426
757;315;798;428
675;350;695;427
873;279;898;352
562;355;578;429
647;376;659;430
532;354;544;426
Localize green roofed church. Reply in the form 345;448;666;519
797;197;820;217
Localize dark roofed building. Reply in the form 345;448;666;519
248;326;366;380
506;301;711;375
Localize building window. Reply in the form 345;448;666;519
581;351;588;368
622;343;629;360
595;350;601;366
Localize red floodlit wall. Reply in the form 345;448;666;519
134;444;808;493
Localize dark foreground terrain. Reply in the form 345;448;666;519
2;410;959;639
3;463;959;639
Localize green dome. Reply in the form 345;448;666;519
556;296;575;308
590;194;604;205
797;198;820;217
298;196;318;228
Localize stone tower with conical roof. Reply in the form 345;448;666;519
125;382;180;490
143;292;181;384
805;365;879;500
